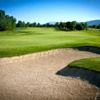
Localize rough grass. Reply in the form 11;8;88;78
68;57;100;72
0;27;100;57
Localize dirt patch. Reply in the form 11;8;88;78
0;48;100;100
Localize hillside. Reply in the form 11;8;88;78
86;20;100;26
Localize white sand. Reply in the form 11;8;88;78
0;48;100;100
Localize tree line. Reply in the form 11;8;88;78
16;21;41;27
0;10;100;31
0;10;16;31
16;21;55;27
55;21;88;30
89;24;100;29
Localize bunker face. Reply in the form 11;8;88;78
0;48;100;100
56;67;100;88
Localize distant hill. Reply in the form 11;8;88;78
85;20;100;26
46;22;57;25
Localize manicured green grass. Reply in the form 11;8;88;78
68;57;100;72
0;27;100;57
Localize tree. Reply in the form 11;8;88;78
25;22;30;27
58;22;65;30
37;23;40;27
96;24;100;29
75;23;87;30
58;21;75;31
16;21;26;27
0;10;5;17
5;15;16;30
71;21;77;30
0;10;6;31
75;23;83;30
56;21;88;31
31;22;37;27
0;10;16;31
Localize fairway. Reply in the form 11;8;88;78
0;27;100;57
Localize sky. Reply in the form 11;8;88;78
0;0;100;24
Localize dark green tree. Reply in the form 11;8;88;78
0;10;16;31
56;21;88;31
71;21;77;30
16;21;26;27
75;23;83;30
75;23;87;30
31;22;37;27
96;24;100;29
0;10;6;31
37;23;40;27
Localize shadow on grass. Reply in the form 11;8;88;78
73;46;100;54
56;66;100;88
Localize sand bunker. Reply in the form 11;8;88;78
0;48;100;100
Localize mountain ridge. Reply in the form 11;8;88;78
85;20;100;26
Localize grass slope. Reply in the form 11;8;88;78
68;57;100;72
0;27;100;57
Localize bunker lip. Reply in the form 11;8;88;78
0;48;100;100
73;46;100;54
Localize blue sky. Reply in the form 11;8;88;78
0;0;100;23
